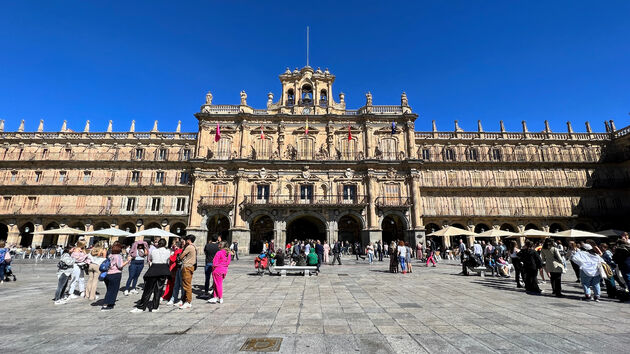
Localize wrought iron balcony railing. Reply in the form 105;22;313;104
243;194;367;207
198;196;235;208
375;197;412;208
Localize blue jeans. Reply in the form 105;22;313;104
170;268;182;302
399;256;406;272
125;260;144;291
580;271;601;297
0;262;5;280
104;273;122;306
204;263;213;293
368;253;373;264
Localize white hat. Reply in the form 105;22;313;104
582;243;593;251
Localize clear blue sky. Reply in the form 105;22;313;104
1;1;629;133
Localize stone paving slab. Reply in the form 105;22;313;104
1;256;629;353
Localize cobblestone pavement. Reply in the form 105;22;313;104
1;256;629;353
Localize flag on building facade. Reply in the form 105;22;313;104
305;119;309;135
391;121;396;134
260;124;265;140
215;122;221;142
348;125;352;140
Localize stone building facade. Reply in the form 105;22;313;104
1;66;629;253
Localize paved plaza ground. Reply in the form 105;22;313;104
1;255;630;353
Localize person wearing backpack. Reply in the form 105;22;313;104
85;244;106;301
101;242;130;311
0;240;10;283
53;247;75;304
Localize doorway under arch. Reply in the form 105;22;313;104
338;214;362;244
42;222;60;248
525;223;539;230
549;223;565;233
68;222;85;247
0;223;8;242
574;223;592;231
287;215;326;243
20;222;34;247
250;215;274;254
207;215;230;243
382;214;406;245
500;223;516;232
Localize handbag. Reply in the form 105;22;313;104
601;262;613;279
598;263;609;279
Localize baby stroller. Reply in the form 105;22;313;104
254;253;270;276
3;262;16;282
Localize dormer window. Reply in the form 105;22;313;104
319;89;328;106
287;89;295;106
301;84;313;106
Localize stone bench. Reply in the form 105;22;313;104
272;265;317;277
470;266;488;277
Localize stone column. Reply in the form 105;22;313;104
7;224;20;246
466;224;476;245
326;220;338;245
363;170;382;244
230;171;250;256
239;120;248;158
364;122;373;158
31;224;44;247
274;220;287;248
406;120;415;158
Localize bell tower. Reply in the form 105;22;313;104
277;66;337;114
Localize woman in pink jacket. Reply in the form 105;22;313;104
208;241;231;304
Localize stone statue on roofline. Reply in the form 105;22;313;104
240;91;247;106
401;92;408;107
366;92;373;106
205;91;213;105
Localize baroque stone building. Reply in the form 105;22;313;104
1;66;629;253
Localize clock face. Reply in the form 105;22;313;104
302;107;311;115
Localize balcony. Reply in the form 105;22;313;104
420;152;601;164
243;195;367;208
198;196;235;208
375;197;412;208
421;206;625;218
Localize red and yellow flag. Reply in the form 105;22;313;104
348;125;352;140
260;124;265;140
305;119;309;135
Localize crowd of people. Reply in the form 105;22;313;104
457;233;630;302
46;234;235;312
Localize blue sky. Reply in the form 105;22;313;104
1;1;628;133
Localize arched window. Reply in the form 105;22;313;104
319;89;328;106
339;138;357;160
444;148;455;161
216;138;231;160
287;89;295;106
255;138;272;159
301;84;313;105
298;138;314;159
380;138;397;160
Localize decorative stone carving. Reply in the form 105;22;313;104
240;91;247;106
259;168;267;178
285;144;296;160
302;166;311;179
401;92;408;106
386;168;397;179
217;167;226;178
366;92;373;106
344;168;354;179
205;91;213;105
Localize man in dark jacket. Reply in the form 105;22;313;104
613;239;630;292
377;241;383;261
315;240;324;272
518;240;543;294
202;235;220;298
332;240;342;265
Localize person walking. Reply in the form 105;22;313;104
203;235;220;299
124;240;148;296
366;242;374;264
164;241;183;305
397;241;407;274
85;245;106;301
600;243;617;299
417;241;423;261
0;240;10;283
540;238;565;297
178;235;197;309
573;243;605;301
426;242;437;267
68;240;90;299
389;243;399;273
208;241;232;304
508;241;523;288
459;239;467;275
377;241;383;262
315;240;324;272
232;241;239;260
53;246;75;305
612;238;630;293
405;242;413;273
331;240;342;265
323;241;330;264
566;241;581;282
102;242;130;311
518;240;543;294
131;239;171;312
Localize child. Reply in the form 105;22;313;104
54;247;75;305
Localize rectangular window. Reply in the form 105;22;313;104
179;172;190;184
422;149;431;160
158;148;167;161
59;171;67;183
42;148;49;158
471;172;481;186
126;197;136;212
342;185;357;202
151;197;161;212
383;184;401;205
182;149;191;160
64;148;72;158
176;197;186;212
217;139;231;159
467;148;478;161
35;171;42;183
518;171;530;185
381;138;397;160
155;171;165;184
1;197;12;210
256;185;270;201
135;148;144;160
300;185;313;202
444;148;455;161
492;148;502;161
76;196;86;209
83;171;91;183
26;196;37;210
10;171;17;182
131;171;140;183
